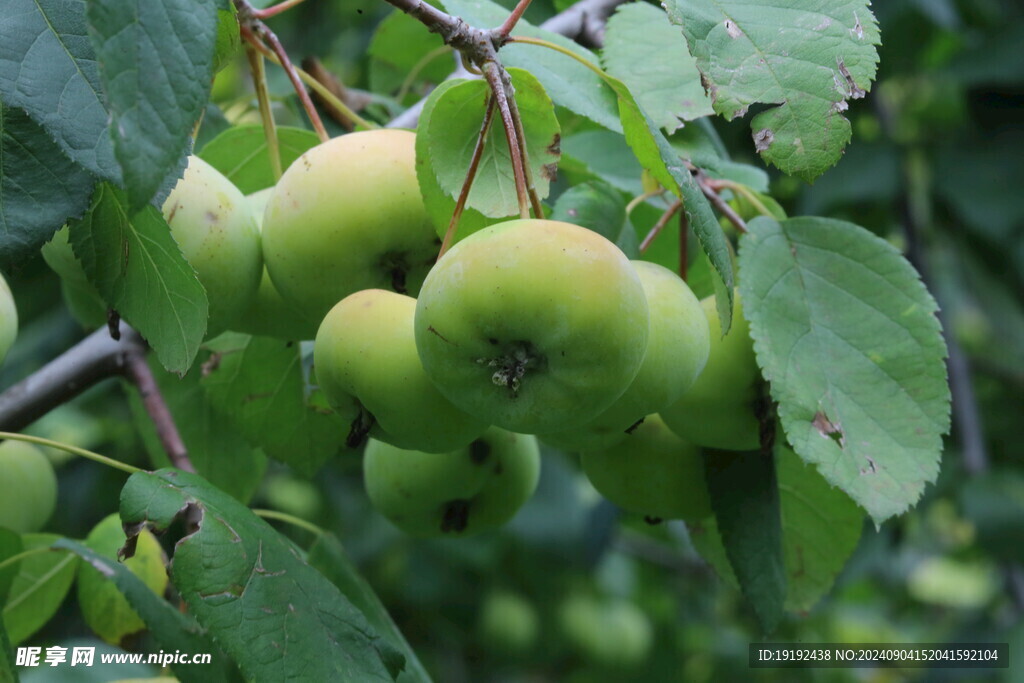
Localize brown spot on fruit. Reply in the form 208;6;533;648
441;499;470;533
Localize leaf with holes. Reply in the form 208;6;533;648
120;469;405;682
0;105;95;269
738;217;950;523
199;125;321;194
440;0;621;133
664;0;880;181
86;0;220;210
0;0;120;182
427;68;560;218
69;183;208;374
690;444;863;613
602;2;713;131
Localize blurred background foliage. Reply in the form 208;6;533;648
2;0;1023;680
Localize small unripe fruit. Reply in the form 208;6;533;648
0;272;17;365
660;294;760;451
478;590;539;655
415;219;649;434
559;594;653;668
315;289;487;452
581;414;711;521
262;130;440;327
364;428;540;538
0;440;57;533
162;155;263;336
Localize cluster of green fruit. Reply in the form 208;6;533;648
39;128;764;538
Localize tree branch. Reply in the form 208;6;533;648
698;175;747;234
0;323;194;473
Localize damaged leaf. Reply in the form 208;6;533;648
119;469;405;681
664;0;881;182
738;217;950;523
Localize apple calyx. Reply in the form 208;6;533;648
478;341;546;396
441;499;471;533
346;403;376;448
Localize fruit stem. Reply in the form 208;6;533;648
253;0;308;20
494;0;534;40
0;432;142;475
705;179;774;218
252;508;325;537
246;45;283;181
483;62;531;219
122;353;195;474
625;189;666;217
0;546;67;574
639;198;682;253
439;95;497;260
696;172;748;234
502;69;546;218
241;23;329;142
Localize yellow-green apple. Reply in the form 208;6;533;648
76;513;168;645
315;288;487;452
539;261;709;451
0;272;17;364
414;219;649;434
478;590;539;655
231;188;319;340
659;294;761;451
0;440;57;533
161;155;263;336
558;594;653;668
580;414;711;520
363;427;540;537
261;130;440;327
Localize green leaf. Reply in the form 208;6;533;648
201;334;347;477
0;530;21;606
550;181;637;257
55;539;227;683
738;217;951;523
0;105;95;269
961;470;1024;566
606;74;735;331
369;10;452;96
69;183;208;374
440;0;621;133
2;534;77;645
76;514;169;646
415;79;500;244
120;469;405;682
602;3;713;130
0;0;120;181
663;0;881;182
427;68;560;217
308;535;433;683
690;444;863;613
198;125;322;194
704;449;786;633
127;353;267;502
86;0;220;210
561;131;644;196
0;622;13;683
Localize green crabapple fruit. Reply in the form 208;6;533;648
539;260;710;451
162;155;263;336
231;188;319;341
659;294;761;451
478;590;540;656
77;513;168;645
414;219;649;435
315;289;487;452
261;129;440;327
0;271;17;365
580;414;711;521
363;427;540;538
0;440;57;533
558;594;653;668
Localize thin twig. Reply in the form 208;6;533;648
639;198;682;253
253;508;325;537
699;178;747;234
246;45;282;181
439;96;496;259
253;0;308;20
122;352;194;473
0;432;142;476
625;189;665;216
495;0;534;39
482;62;531;219
242;25;328;142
